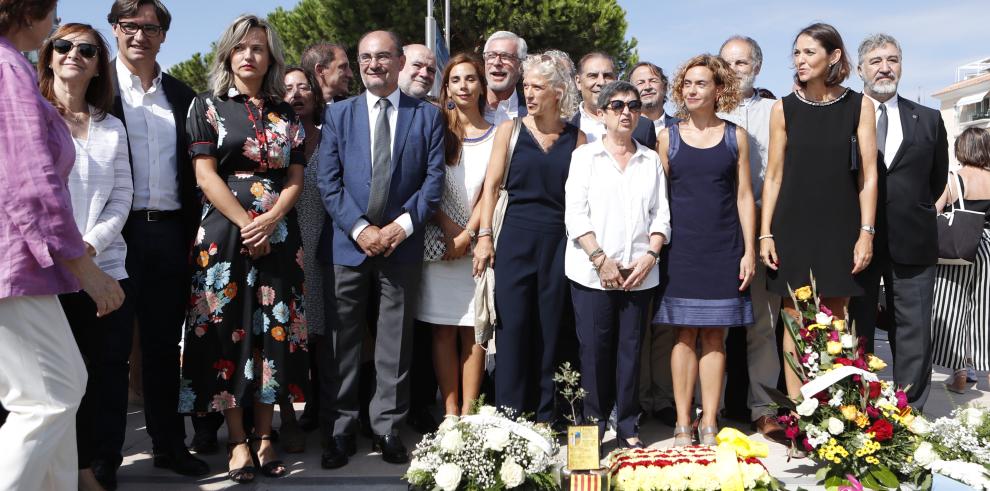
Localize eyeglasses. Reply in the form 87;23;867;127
483;51;519;63
358;52;395;65
605;99;643;112
52;39;99;59
115;21;164;36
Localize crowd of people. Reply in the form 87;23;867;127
2;0;989;489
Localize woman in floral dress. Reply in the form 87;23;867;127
178;15;307;483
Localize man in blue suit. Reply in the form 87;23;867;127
316;30;445;468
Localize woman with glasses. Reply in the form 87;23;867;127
38;22;134;491
564;81;670;449
654;54;756;446
473;51;583;422
180;15;307;483
0;2;124;490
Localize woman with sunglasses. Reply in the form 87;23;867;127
38;22;133;491
653;54;756;446
564;81;670;449
0;3;124;490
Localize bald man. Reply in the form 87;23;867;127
398;44;437;99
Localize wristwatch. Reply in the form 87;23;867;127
860;225;876;235
646;250;661;264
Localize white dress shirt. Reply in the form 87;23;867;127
577;104;606;143
564;138;671;290
350;88;414;240
719;93;775;206
651;112;669;137
68;109;134;280
865;93;903;168
484;89;520;126
115;57;180;211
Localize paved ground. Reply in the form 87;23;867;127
116;331;990;490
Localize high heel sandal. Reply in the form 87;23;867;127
227;439;256;484
252;434;287;478
697;425;718;446
673;425;693;446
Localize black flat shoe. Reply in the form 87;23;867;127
226;439;255;484
335;434;357;456
372;434;409;464
252;434;287;478
153;446;210;477
320;436;350;469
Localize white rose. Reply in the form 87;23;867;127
815;312;833;326
479;405;498;417
960;407;984;427
484;427;512;452
913;442;937;467
499;459;526;488
840;333;856;349
438;416;458;433
440;429;464;452
434;463;463;491
908;415;931;435
826;417;845;435
796;397;818;417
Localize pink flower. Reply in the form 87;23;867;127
829;330;840;342
895;391;908;409
295;247;304;269
853;358;868;370
205;291;220;313
839;475;864;491
866;406;880;419
801;437;813;452
257;286;276;306
820;304;833;316
210;391;237;411
785;425;800;440
231;329;245;343
194;325;207;337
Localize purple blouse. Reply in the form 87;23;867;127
0;36;85;299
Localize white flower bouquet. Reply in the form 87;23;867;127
404;405;560;491
912;405;990;490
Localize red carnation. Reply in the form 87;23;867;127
868;381;882;399
834;357;853;367
868;419;894;442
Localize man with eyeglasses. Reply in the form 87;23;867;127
570;52;657;149
317;30;444;468
481;30;527;126
101;0;212;486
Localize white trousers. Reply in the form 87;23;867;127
0;295;86;491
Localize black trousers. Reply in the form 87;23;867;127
58;281;134;468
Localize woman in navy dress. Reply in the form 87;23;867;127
473;52;585;422
653;55;757;445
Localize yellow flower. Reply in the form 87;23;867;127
867;354;887;371
899;409;916;428
856;414;870;428
840;405;859;420
827;341;843;355
807;323;827;331
197;250;210;268
250;182;265;198
794;286;813;301
833;319;846;331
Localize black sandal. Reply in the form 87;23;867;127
227;439;256;484
253;434;287;478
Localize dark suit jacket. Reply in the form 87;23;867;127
317;91;445;267
568;112;656;149
109;62;199;244
875;96;949;266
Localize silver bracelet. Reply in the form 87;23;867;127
758;234;774;240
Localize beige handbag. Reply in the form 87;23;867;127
473;118;522;344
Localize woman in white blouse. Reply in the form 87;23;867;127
39;23;133;491
564;81;670;449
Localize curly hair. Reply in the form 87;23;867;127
438;53;487;166
670;54;741;118
38;23;114;122
521;51;580;121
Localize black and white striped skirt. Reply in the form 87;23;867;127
931;229;990;371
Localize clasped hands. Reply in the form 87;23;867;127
356;222;407;257
597;254;654;291
241;212;277;259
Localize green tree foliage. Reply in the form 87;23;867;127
168;0;637;93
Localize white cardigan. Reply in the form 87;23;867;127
68;108;133;280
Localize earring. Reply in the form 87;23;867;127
446;100;455;110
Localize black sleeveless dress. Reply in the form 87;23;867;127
767;89;865;297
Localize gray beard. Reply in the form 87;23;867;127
869;79;898;96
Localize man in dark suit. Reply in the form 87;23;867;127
571;52;656;149
850;33;949;410
317;30;445;468
101;1;212;487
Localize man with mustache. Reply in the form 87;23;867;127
849;33;948;409
482;30;527;126
398;44;437;101
571;52;657;148
716;35;785;442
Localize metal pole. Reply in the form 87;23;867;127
444;0;450;49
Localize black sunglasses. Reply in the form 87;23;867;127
605;99;643;112
52;39;99;59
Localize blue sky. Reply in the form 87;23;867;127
59;0;986;108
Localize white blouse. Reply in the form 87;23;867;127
564;138;671;290
68;109;133;280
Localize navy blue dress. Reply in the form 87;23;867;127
653;122;753;327
494;121;579;422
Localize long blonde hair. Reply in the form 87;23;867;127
209;14;286;100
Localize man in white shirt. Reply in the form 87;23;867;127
849;34;948;410
482;30;527;125
626;61;676;137
571;52;614;142
398;44;437;100
300;41;353;104
104;0;210;486
717;35;784;440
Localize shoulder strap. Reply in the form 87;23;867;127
500;118;522;189
724;121;739;162
667;123;681;161
950;170;967;211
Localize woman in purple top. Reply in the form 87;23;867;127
0;2;124;489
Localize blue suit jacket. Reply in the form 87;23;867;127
316;92;445;266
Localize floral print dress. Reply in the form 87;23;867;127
179;89;308;413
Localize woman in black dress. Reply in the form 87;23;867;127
180;15;307;483
760;23;878;398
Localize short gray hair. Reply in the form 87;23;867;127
522;52;579;121
596;81;639;110
484;30;527;60
858;33;902;66
720;35;763;71
210;14;287;100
